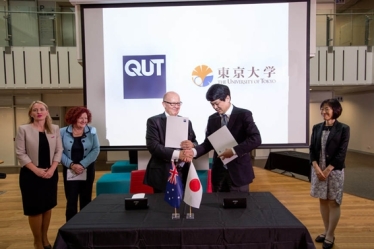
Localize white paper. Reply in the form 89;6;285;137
208;126;238;165
165;116;189;148
193;153;209;170
67;169;87;181
132;193;145;199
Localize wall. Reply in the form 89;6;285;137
338;92;374;154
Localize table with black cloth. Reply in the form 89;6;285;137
53;192;315;249
264;151;311;181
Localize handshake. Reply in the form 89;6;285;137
179;140;195;162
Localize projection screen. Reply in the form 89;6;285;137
81;0;310;149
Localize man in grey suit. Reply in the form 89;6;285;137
185;84;261;192
143;91;198;193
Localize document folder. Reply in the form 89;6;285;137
207;126;238;164
165;116;189;148
67;169;87;181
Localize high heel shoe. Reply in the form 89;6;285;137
322;237;335;249
44;245;52;249
315;234;325;243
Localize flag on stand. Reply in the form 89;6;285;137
164;161;183;208
183;162;202;209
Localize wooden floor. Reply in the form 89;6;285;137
0;167;374;249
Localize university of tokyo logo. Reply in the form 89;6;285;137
191;65;214;87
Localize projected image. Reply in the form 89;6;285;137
83;0;308;148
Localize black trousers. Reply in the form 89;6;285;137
63;163;95;221
212;167;249;193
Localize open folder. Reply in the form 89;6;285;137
208;126;238;165
165;116;189;148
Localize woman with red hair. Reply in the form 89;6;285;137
60;107;100;221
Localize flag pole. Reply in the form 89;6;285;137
174;208;177;214
189;205;192;215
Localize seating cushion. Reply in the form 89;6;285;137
96;173;131;196
111;160;138;173
129;170;154;194
197;170;210;193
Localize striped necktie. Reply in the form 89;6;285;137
221;114;228;127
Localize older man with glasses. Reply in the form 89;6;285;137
143;91;198;193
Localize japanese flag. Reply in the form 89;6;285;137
183;162;202;209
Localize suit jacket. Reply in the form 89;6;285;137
143;113;197;191
15;124;63;167
195;105;261;187
309;120;350;170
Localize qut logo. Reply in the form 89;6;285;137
123;55;166;99
124;59;165;76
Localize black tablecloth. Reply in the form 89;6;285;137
53;192;315;249
264;151;311;181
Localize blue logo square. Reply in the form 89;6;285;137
123;55;166;99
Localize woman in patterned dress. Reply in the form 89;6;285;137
310;99;350;249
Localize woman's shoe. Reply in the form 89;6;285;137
315;234;326;243
322;237;335;249
44;245;52;249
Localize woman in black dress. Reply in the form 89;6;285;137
15;100;63;249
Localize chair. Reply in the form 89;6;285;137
96;172;131;196
129;170;154;194
111;160;138;173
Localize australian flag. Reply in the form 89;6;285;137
164;161;183;208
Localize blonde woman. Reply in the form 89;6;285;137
15;100;63;249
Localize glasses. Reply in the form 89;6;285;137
163;101;182;107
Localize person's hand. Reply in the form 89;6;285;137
33;167;48;178
322;165;334;179
218;148;234;160
314;164;326;181
43;168;55;179
180;140;194;150
179;150;193;162
71;164;85;174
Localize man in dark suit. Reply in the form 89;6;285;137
143;91;198;193
185;84;261;192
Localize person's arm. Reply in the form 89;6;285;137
309;124;319;164
45;126;63;178
60;128;73;168
232;111;261;157
327;124;350;170
194;116;216;158
15;126;32;167
79;127;100;168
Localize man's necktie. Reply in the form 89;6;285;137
221;114;228;127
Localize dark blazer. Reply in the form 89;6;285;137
309;120;350;170
143;113;198;191
195;105;261;187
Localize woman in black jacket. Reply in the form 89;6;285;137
310;98;350;249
